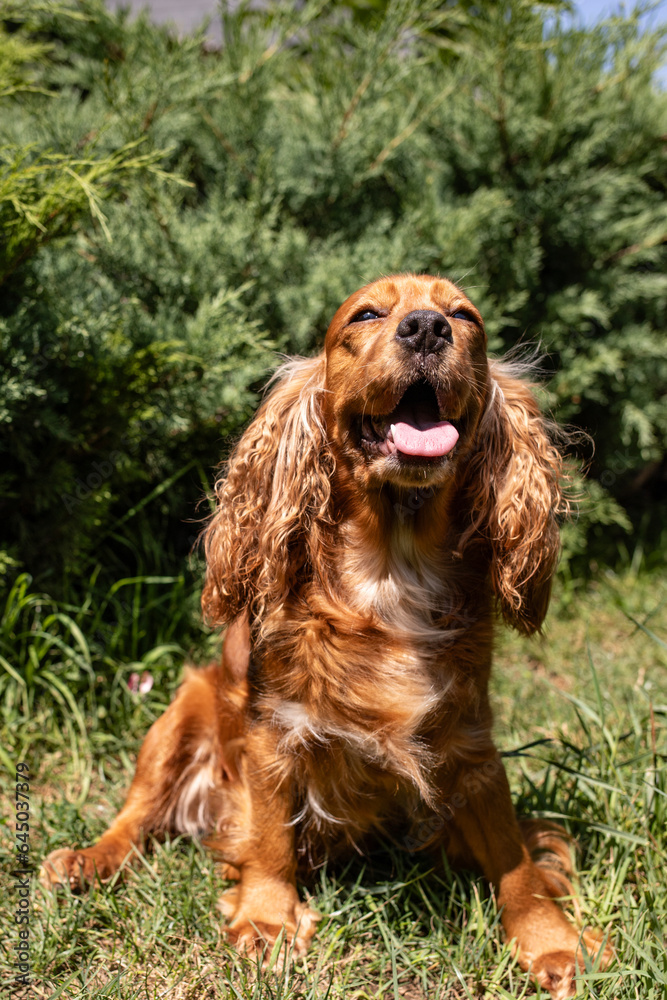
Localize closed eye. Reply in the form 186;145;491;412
349;309;380;324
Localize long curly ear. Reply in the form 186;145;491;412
201;356;333;628
459;361;567;635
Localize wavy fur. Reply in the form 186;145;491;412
44;275;610;999
202;357;335;630
456;360;568;634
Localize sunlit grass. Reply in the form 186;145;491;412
1;570;665;998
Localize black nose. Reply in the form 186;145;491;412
395;310;451;355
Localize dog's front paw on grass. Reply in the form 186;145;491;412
531;951;578;1000
529;932;614;1000
219;884;319;964
41;844;126;890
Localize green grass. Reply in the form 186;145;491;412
1;570;666;999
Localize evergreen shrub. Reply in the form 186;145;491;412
1;0;665;594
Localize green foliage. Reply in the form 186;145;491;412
0;571;205;743
0;140;180;278
0;0;665;592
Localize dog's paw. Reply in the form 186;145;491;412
530;934;613;1000
219;888;319;965
531;951;578;999
40;846;122;891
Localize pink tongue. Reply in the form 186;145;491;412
392;420;459;457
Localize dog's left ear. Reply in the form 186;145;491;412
459;361;566;635
201;356;332;628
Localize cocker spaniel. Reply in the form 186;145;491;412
43;274;610;998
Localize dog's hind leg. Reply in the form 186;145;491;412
41;644;248;891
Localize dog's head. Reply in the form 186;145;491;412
203;274;565;636
323;274;488;491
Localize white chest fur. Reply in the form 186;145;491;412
267;523;457;805
339;520;452;641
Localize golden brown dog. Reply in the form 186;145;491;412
43;274;610;997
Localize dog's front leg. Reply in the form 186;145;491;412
215;725;319;963
435;753;610;999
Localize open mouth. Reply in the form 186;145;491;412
359;379;460;460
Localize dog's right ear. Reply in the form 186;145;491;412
201;356;332;628
456;361;566;636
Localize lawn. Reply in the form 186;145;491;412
2;569;665;999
